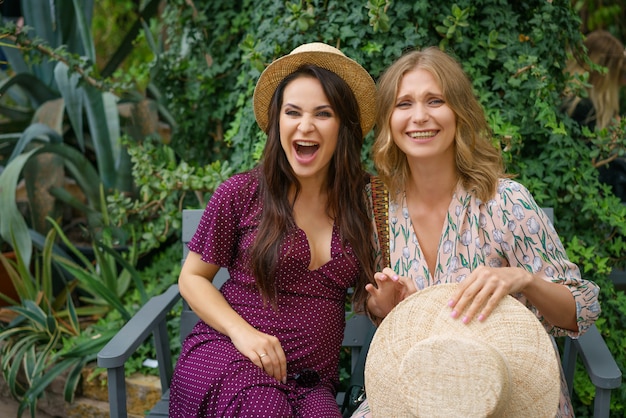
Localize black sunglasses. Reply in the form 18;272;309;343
293;368;320;388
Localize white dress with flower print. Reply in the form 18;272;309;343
353;179;601;418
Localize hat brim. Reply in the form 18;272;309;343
253;46;375;136
364;284;561;417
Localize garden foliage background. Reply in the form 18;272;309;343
152;0;626;414
1;0;625;416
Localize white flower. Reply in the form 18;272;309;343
479;213;487;228
526;217;540;234
508;220;516;232
588;301;601;314
402;207;409;219
493;229;503;243
402;247;410;259
461;230;472;246
489;258;503;267
566;267;581;281
415;276;425;290
455;205;461;216
512;204;525;221
545;266;555;277
448;256;459;272
533;256;543;273
443;239;453;254
483;243;492;256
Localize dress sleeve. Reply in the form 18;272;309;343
489;180;601;337
188;173;256;268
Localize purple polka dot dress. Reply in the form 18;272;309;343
169;172;360;418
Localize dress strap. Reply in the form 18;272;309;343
370;175;389;267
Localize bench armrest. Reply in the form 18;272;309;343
96;284;182;418
562;324;622;417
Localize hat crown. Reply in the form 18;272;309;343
289;42;346;57
400;336;511;417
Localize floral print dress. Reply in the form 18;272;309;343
353;179;601;418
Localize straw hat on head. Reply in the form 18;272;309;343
364;283;561;418
252;42;376;136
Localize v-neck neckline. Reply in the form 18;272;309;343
294;222;340;272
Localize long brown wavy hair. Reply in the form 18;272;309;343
373;47;506;203
249;65;375;313
563;30;625;130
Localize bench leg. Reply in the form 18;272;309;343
561;336;578;397
107;365;128;418
593;387;612;418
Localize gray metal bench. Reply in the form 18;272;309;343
98;208;374;417
97;208;621;418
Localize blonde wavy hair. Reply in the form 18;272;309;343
372;47;506;203
564;30;625;130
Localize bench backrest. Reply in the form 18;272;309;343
98;207;620;418
179;208;559;398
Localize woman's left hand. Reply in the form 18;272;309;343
447;266;533;323
366;267;416;320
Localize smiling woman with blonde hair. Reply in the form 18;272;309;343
353;46;601;418
373;47;506;205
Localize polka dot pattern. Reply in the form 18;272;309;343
169;172;359;417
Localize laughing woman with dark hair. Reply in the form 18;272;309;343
169;43;377;418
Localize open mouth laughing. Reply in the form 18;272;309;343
295;141;319;156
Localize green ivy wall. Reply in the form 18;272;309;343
150;1;626;415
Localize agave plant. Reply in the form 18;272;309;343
0;0;120;266
0;226;83;418
48;186;148;320
0;0;165;267
0;209;146;417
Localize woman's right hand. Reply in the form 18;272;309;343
365;267;416;319
179;252;287;383
230;326;287;384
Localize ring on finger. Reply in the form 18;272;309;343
259;353;268;359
